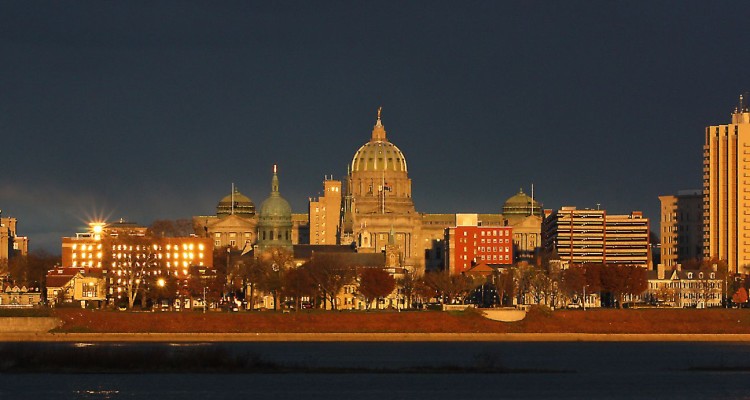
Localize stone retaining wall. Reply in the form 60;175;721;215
0;317;61;333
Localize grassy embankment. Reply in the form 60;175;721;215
51;307;750;334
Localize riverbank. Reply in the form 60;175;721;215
46;307;750;335
5;332;750;342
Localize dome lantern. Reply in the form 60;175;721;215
350;108;408;173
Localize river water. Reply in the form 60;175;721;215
1;341;750;399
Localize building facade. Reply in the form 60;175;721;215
659;190;703;268
502;189;543;263
309;178;342;245
542;207;650;268
60;221;213;303
193;186;258;250
0;214;28;263
645;264;723;308
703;96;750;273
340;109;425;271
444;214;514;275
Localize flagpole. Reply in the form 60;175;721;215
231;183;235;215
382;170;385;214
531;183;534;215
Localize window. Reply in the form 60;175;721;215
214;240;220;247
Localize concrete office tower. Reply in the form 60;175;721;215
658;190;703;268
703;95;750;273
542;207;650;268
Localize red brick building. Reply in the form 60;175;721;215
445;214;513;275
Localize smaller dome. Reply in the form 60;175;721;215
217;188;255;216
260;197;292;219
259;166;292;222
503;188;542;218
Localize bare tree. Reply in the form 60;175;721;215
307;253;355;310
492;267;514;306
148;219;195;238
396;269;420;309
103;235;162;310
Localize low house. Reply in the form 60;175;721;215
0;284;42;307
646;264;723;308
46;267;106;307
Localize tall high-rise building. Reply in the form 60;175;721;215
659;190;703;268
542;207;650;268
703;95;750;273
309;177;342;245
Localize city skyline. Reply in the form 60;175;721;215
3;2;750;252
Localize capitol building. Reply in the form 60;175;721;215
195;109;543;273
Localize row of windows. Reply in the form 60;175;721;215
72;244;102;251
72;261;101;268
459;254;510;262
480;238;510;244
214;232;253;239
463;230;510;237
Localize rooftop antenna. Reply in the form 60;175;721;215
740;94;745;113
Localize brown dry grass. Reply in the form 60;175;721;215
52;307;750;334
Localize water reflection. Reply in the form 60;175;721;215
1;342;750;399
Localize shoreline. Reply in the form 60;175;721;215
4;332;750;342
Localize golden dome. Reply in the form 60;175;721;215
350;110;408;173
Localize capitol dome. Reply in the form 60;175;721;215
502;188;542;218
216;188;255;216
351;109;408;173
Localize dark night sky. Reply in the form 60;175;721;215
2;1;749;253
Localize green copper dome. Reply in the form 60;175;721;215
257;165;293;252
259;167;292;220
502;188;542;217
